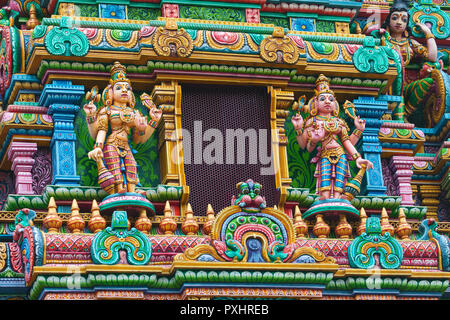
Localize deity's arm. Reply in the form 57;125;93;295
342;139;360;160
297;118;313;150
84;106;108;140
296;128;308;150
95;130;107;147
349;127;363;146
411;38;437;63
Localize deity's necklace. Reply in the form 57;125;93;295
113;104;134;123
390;37;411;65
315;115;340;134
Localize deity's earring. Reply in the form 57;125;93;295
333;101;340;117
129;93;136;109
102;86;113;106
404;30;409;38
310;99;318;116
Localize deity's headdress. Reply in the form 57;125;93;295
102;61;135;107
109;61;130;86
391;0;410;13
304;74;339;117
314;74;334;97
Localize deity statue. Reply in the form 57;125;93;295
372;0;440;124
83;61;162;195
291;74;373;201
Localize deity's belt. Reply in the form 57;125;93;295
321;146;345;165
106;133;130;153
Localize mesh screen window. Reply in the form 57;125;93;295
181;84;277;215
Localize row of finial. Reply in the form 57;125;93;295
42;197;216;236
293;206;412;240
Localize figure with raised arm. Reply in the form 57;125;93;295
291;74;374;201
83;61;162;195
372;0;441;124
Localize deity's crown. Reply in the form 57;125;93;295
109;61;130;86
314;74;334;97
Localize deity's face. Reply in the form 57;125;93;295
316;93;336;115
112;81;132;105
389;11;408;36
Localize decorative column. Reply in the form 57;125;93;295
151;81;189;214
7;142;37;194
418;185;441;219
38;80;84;185
353;96;388;196
268;87;294;210
390;156;415;206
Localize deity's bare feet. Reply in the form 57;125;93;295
116;184;127;194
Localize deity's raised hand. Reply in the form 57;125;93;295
414;22;433;37
83;101;97;116
354;115;366;131
291;113;304;131
150;106;162;122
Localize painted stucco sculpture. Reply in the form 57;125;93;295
0;0;449;302
83;61;162;195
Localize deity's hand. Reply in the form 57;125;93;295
83;101;97;116
150;106;162;123
379;28;386;36
356;157;374;170
310;127;324;144
291;113;304;131
88;147;104;162
354;115;366;131
135;114;148;132
415;23;433;38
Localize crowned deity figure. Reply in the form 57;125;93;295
291;74;374;201
370;0;440;124
83;61;162;195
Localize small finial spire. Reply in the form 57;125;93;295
88;199;106;233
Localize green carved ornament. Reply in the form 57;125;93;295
353;36;389;74
409;0;450;40
91;211;152;265
348;217;403;269
44;18;89;57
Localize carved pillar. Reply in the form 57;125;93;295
268;87;294;210
8;142;37;194
418;184;441;219
353;96;388;196
151;81;189;214
390;155;415;206
39;80;84;185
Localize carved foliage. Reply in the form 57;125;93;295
91;211;152;265
410;1;450;40
353;36;389;74
152;25;193;58
260;32;299;64
44;18;89;56
348;217;403;269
